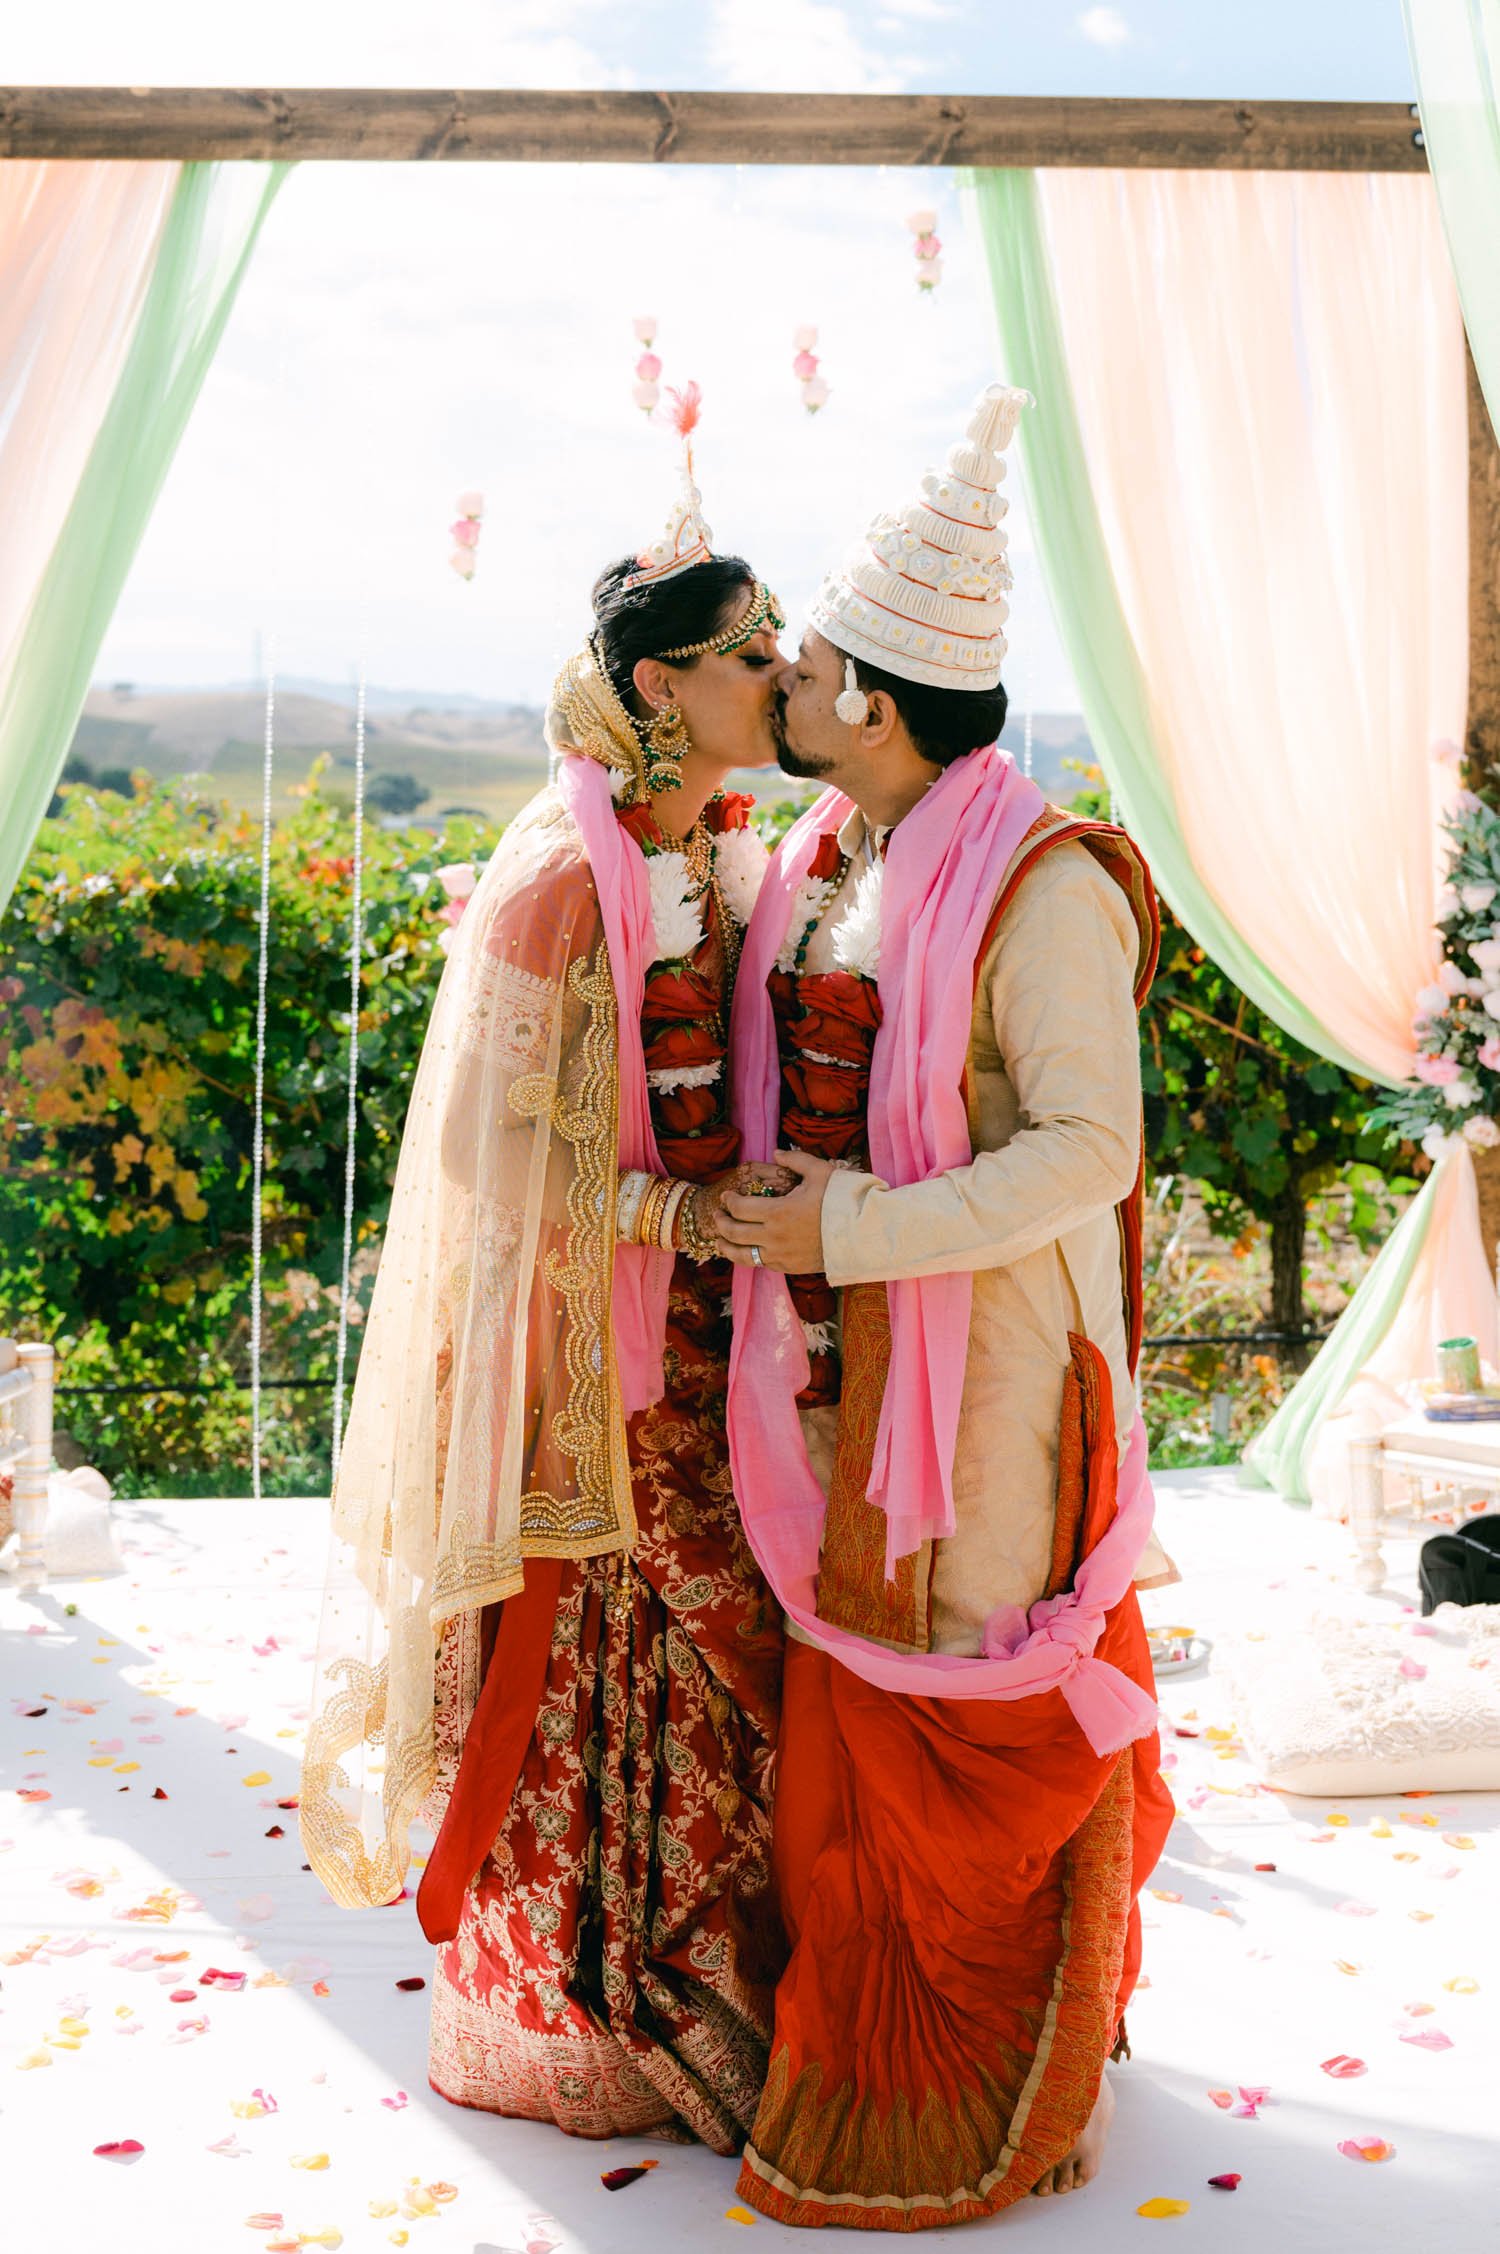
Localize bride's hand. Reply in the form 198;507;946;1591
681;1163;795;1255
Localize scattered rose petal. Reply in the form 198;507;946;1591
1137;2198;1192;2217
93;2140;145;2163
1253;1862;1277;1872
1444;1976;1480;1994
1338;2137;1396;2163
1207;2174;1241;2190
244;2218;283;2233
1208;2089;1233;2109
1321;2055;1366;2078
290;2151;330;2170
602;2164;658;2190
1400;2027;1454;2051
169;1988;197;2003
379;2091;409;2111
209;2134;249;2157
1337;1901;1377;1917
726;2208;757;2225
395;1976;425;1992
241;1771;271;1787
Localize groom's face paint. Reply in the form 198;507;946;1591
774;631;850;782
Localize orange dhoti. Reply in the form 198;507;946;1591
737;1296;1173;2229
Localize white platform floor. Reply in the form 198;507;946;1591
2;1473;1496;2253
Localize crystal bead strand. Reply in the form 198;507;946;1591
330;652;368;1481
1023;704;1033;781
248;642;276;1502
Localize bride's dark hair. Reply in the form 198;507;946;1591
591;554;757;713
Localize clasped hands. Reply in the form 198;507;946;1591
686;1151;835;1274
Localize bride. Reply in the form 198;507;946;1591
301;454;790;2149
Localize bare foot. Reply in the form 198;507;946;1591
1031;2068;1114;2197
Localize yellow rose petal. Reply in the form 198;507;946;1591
242;1771;272;1788
1137;2198;1192;2218
1444;1976;1480;1994
725;2209;758;2226
16;2049;53;2069
368;2203;398;2220
114;1762;139;1774
290;2152;330;2171
87;1756;116;1768
1326;1813;1350;1826
1369;1819;1392;1839
388;2236;409;2248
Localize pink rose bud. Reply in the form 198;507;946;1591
907;208;938;234
915;233;943;257
449;518;481;548
917;261;944;288
632;380;660;412
633;315;656;343
793;324;818;351
448;549;475;579
635;351;662;381
435;862;478;900
802;376;831;411
454;490;484;518
792;350;820;380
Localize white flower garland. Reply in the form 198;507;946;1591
830;858;883;982
775;864;846;973
714;823;770;927
646;1059;724;1096
645;849;708;964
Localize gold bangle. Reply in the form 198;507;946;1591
658;1179;691;1250
636;1178;667;1247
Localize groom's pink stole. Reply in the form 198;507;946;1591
727;747;1161;1756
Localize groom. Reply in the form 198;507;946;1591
714;386;1174;2227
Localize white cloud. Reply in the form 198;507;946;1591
1075;6;1132;47
94;159;1077;714
707;0;918;94
4;0;627;87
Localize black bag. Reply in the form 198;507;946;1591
1419;1516;1500;1614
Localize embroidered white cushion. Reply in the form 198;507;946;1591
1212;1605;1500;1795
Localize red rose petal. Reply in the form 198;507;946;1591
264;1825;285;1838
275;1796;299;1810
1253;1862;1277;1872
601;2163;658;2191
1207;2174;1241;2190
395;1976;426;1992
169;1989;197;2003
1321;2055;1367;2078
151;1787;169;1800
93;2140;145;2162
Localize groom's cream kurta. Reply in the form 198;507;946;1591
800;807;1173;1656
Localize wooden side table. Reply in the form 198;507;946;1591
1348;1414;1500;1592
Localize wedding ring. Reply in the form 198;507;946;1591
750;1246;765;1268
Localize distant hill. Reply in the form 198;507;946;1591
69;679;1096;828
73;680;551;827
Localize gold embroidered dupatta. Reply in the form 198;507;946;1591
300;784;635;1909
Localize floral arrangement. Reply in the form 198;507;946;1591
792;325;830;415
1369;774;1500;1160
448;492;483;581
907;209;943;294
632;314;661;416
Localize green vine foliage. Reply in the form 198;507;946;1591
0;765;483;1492
1;766;1422;1492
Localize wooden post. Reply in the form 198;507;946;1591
1465;339;1500;1280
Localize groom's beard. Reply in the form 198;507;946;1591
772;694;834;780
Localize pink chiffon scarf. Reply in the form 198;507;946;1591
554;754;673;1418
726;747;1160;1756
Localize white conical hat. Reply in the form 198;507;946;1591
808;383;1031;692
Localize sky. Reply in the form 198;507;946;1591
15;1;1421;713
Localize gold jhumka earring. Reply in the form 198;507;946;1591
644;698;690;793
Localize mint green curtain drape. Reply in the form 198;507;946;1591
1406;0;1500;430
0;163;288;915
965;164;1463;1503
964;166;1383;1084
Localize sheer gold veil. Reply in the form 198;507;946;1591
300;652;648;1908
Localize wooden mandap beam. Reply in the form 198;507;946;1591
0;88;1429;170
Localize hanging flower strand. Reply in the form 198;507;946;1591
448;491;483;581
907;208;943;294
793;325;830;415
633;314;661;416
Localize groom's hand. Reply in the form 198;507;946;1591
718;1149;834;1273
